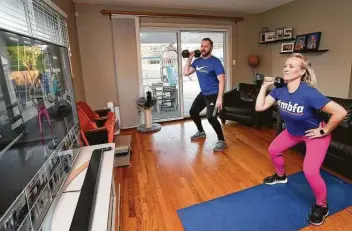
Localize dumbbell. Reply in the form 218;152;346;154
182;49;201;58
254;73;285;88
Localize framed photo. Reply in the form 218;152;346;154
306;32;321;50
0;192;29;231
281;42;294;53
294;35;307;52
259;27;269;42
283;28;293;39
265;31;275;41
276;28;284;39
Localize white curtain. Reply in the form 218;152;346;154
111;16;140;129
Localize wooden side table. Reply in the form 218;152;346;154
113;135;132;167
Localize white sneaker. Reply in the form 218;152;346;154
191;131;206;140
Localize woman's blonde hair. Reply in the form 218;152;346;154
288;53;317;88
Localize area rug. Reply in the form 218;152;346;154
177;170;352;231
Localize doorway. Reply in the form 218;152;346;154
140;30;181;121
139;28;230;122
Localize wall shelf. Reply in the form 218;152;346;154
280;49;329;54
259;38;295;44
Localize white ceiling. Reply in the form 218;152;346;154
73;0;296;14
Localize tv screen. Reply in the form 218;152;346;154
0;29;81;231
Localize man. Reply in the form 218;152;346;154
183;37;227;152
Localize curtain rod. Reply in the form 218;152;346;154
100;9;244;23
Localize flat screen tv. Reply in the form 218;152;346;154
0;28;82;231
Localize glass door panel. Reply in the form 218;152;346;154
140;31;181;121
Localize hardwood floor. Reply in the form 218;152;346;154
114;119;352;231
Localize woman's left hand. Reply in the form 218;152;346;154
305;123;327;138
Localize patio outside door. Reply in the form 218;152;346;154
140;30;182;121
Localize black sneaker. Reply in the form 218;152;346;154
307;204;329;226
263;173;288;185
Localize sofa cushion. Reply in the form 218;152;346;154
330;126;352;145
328;140;352;160
223;106;252;116
319;96;352;128
237;83;259;102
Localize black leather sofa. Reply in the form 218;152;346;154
276;96;352;180
219;83;272;127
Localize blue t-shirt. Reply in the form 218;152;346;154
191;56;225;96
270;82;331;136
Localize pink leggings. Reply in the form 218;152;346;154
38;106;52;137
268;129;331;207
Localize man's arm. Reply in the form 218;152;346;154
214;58;226;110
217;74;225;99
183;52;196;76
216;74;226;110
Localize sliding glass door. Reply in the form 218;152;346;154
140;30;182;121
139;29;229;122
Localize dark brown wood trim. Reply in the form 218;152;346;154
100;9;244;23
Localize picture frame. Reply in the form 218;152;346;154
281;42;294;53
293;34;307;52
264;31;276;41
259;27;269;43
306;32;321;50
283;28;293;39
276;28;284;39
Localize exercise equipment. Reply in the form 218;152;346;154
212;106;218;117
254;73;285;88
182;49;201;58
160;44;178;84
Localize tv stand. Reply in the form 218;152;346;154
41;143;119;231
114;135;132;167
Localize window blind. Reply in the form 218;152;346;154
0;0;68;47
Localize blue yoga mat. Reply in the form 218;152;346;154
177;170;352;231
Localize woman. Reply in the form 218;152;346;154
30;73;54;143
255;53;347;226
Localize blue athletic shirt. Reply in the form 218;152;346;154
191;56;225;96
270;82;331;136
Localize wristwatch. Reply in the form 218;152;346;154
319;129;325;135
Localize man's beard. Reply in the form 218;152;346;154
201;49;212;57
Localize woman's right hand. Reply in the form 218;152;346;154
262;77;275;87
255;78;277;112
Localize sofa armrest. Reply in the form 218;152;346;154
93;116;108;127
94;108;111;117
84;127;109;145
